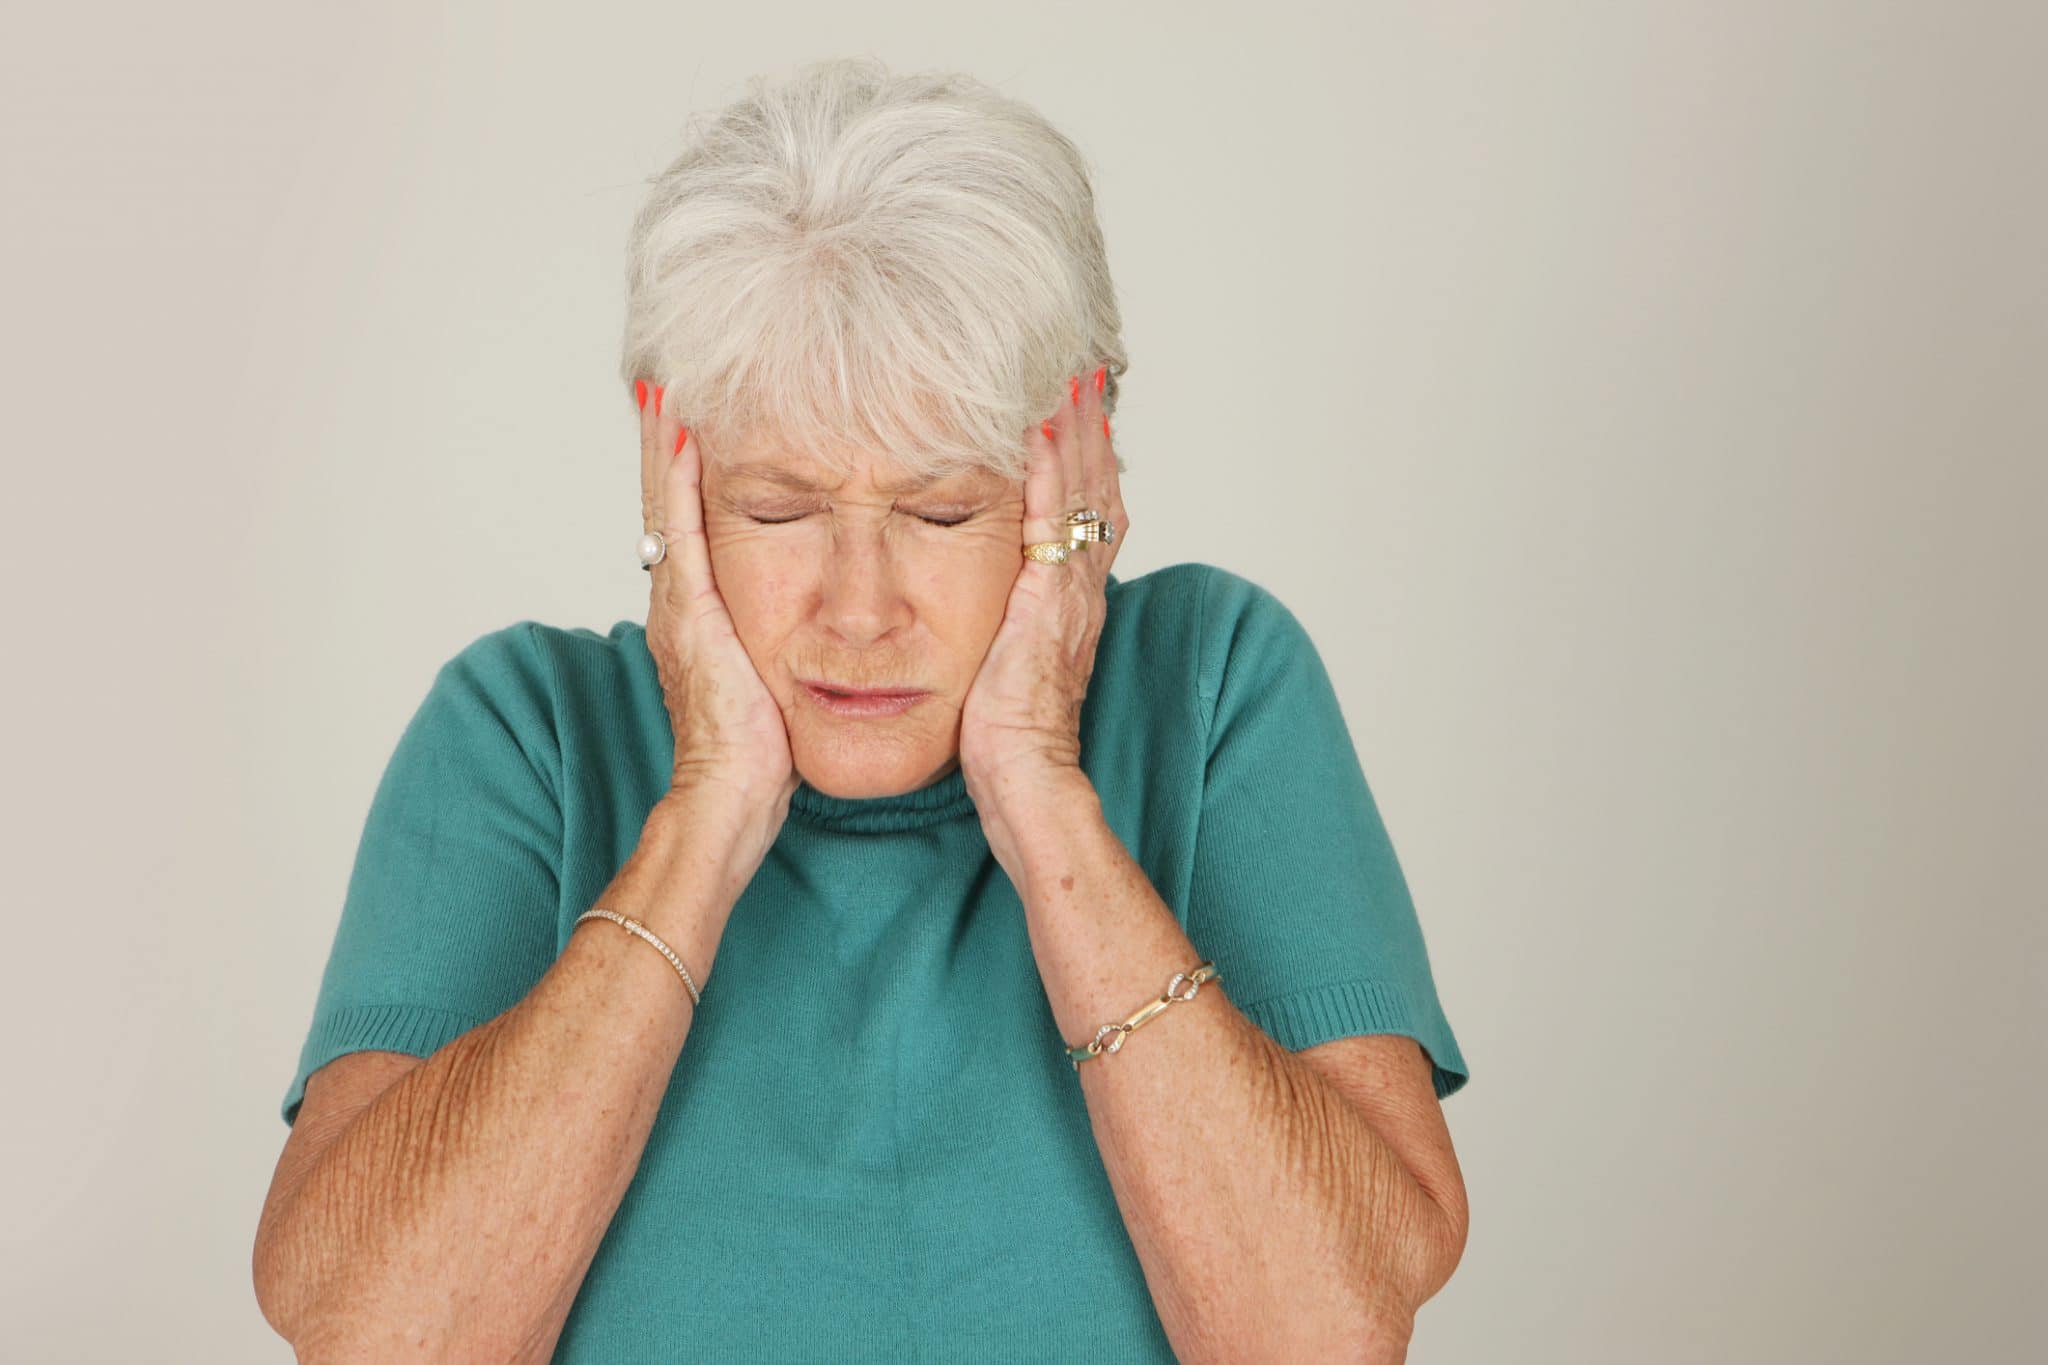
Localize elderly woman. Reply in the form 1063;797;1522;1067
254;57;1471;1363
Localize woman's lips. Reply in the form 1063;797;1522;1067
799;681;931;718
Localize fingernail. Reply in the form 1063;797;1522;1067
674;426;688;455
653;385;664;416
1041;418;1055;441
634;379;647;410
1102;414;1111;437
1070;374;1081;407
1094;365;1106;393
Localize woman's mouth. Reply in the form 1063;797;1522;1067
798;680;931;718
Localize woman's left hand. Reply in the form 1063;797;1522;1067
959;368;1129;805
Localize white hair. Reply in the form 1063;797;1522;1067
618;55;1127;483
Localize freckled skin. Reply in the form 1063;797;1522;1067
698;440;1027;800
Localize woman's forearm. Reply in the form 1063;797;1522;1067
259;790;777;1361
983;769;1455;1364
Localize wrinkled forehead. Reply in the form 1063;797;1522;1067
714;443;1009;496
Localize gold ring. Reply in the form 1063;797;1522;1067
1064;507;1113;547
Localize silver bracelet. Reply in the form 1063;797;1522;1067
574;908;702;1008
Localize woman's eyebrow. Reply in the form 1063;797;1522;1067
723;463;831;488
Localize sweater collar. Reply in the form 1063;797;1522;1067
785;762;977;832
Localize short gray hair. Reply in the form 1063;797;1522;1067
618;56;1127;483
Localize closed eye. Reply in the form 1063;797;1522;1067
746;510;976;527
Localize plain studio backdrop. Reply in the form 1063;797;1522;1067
2;3;2041;1361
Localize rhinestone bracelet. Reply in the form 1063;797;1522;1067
1065;961;1222;1068
575;908;702;1008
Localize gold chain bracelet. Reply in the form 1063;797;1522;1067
1065;961;1222;1068
574;908;702;1008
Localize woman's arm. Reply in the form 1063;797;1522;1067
981;770;1468;1365
252;787;777;1361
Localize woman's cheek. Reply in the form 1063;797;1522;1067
704;529;799;621
943;528;1025;629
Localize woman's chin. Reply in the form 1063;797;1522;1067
794;744;959;800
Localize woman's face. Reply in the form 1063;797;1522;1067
700;437;1026;799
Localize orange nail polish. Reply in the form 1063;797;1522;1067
1102;414;1111;437
1041;418;1055;441
1094;365;1106;393
634;379;647;410
674;426;688;455
1070;374;1081;407
653;385;664;416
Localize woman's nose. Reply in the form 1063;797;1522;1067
815;535;913;648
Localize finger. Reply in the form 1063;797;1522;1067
657;421;721;611
638;378;664;536
1052;374;1087;513
638;382;671;540
1075;364;1128;568
1022;415;1072;569
1073;365;1112;511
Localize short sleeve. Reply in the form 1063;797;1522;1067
278;622;566;1127
1185;570;1470;1100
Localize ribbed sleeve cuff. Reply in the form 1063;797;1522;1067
280;1002;488;1127
1233;978;1471;1100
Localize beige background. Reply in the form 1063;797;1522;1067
3;2;2042;1361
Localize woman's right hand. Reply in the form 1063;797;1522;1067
636;380;799;815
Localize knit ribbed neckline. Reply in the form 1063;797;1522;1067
786;762;977;832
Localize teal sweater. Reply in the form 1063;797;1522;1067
280;561;1470;1361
